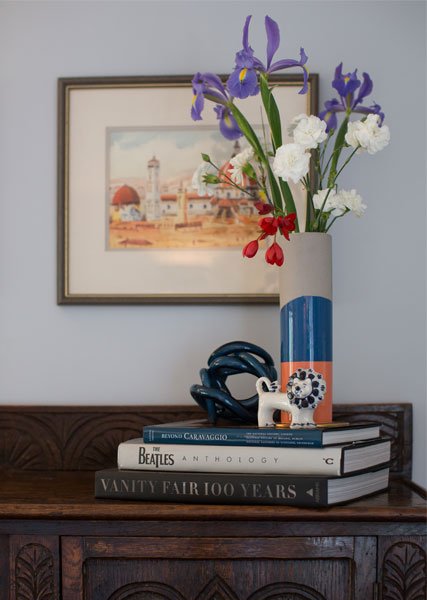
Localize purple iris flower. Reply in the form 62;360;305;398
319;63;385;131
191;72;230;122
227;15;309;99
214;105;242;140
268;47;309;94
191;73;205;121
227;16;262;99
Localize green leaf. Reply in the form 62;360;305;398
242;163;257;180
203;174;220;184
278;179;298;230
228;101;297;224
201;153;211;162
327;116;349;187
259;75;282;150
228;103;266;161
265;163;285;213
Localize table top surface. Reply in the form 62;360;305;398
0;470;425;522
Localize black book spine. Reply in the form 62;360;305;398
95;469;329;506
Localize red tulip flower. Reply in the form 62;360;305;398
259;216;278;236
277;212;297;240
265;242;284;266
242;239;259;258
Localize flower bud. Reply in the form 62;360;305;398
265;242;284;266
242;239;259;258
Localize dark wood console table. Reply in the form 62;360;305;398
0;404;425;600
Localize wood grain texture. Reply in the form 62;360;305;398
0;471;425;522
0;403;412;475
83;536;354;559
61;537;84;600
0;536;8;600
83;555;350;600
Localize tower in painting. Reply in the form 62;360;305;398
146;156;161;221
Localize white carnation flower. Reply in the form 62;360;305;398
313;188;346;217
229;147;255;185
287;113;308;137
313;188;337;212
191;162;216;196
335;189;366;217
293;115;328;150
272;143;310;184
345;114;390;155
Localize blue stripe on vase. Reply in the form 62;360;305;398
280;296;332;362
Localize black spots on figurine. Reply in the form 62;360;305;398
286;368;327;410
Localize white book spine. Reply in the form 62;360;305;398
117;439;342;476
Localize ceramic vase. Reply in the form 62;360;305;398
279;233;333;424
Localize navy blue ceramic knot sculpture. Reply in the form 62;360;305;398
190;341;277;424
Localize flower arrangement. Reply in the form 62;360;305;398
191;15;390;266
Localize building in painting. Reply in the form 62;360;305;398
110;143;259;224
186;193;214;216
211;141;259;220
110;184;142;222
146;156;161;221
161;193;178;216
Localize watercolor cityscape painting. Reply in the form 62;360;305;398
107;127;262;250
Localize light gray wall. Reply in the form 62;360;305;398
0;0;425;486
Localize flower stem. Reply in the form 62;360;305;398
208;159;260;199
331;147;359;184
327;115;349;187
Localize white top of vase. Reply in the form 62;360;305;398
279;233;332;308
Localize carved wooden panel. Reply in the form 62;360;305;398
0;403;411;474
15;544;54;600
9;536;59;600
333;403;412;478
106;578;328;600
84;558;347;600
379;537;427;600
0;406;202;471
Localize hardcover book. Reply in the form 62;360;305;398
117;436;391;476
142;419;381;448
95;466;390;506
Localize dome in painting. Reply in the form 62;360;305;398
112;185;140;206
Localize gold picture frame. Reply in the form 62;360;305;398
57;74;318;304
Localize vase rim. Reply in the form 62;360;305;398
291;232;331;237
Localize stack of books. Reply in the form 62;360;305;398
95;419;391;507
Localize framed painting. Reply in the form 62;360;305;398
57;74;318;304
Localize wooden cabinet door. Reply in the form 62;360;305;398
62;536;370;600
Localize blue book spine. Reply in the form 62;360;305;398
143;426;323;448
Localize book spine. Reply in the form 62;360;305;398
143;427;323;448
95;469;329;506
117;441;342;476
